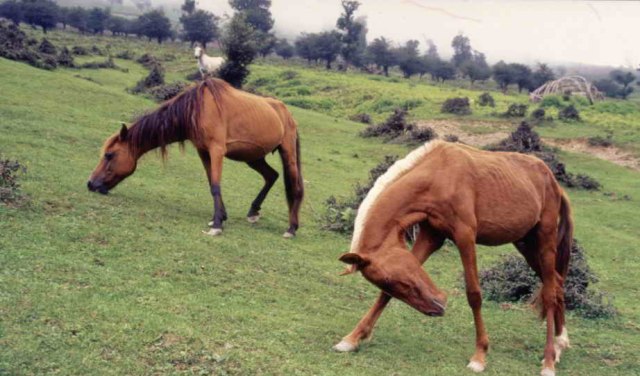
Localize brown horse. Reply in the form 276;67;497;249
335;141;573;376
88;78;304;237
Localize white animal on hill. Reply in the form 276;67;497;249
194;45;225;78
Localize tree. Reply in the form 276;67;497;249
315;31;342;69
531;63;556;89
451;33;472;68
432;60;456;82
367;37;396;76
256;31;276;57
67;7;88;33
108;15;129;36
594;78;621;98
274;38;293;59
295;33;320;64
396;40;423;78
137;10;173;44
510;63;533;92
22;0;59;34
218;13;257;88
336;0;366;68
58;6;69;29
610;69;635;99
461;51;491;85
230;0;274;57
492;60;515;92
0;0;23;25
86;7;110;35
180;9;219;48
181;0;196;15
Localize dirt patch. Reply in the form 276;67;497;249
415;119;510;147
544;138;640;171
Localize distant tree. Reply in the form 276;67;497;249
67;6;88;33
610;69;635;99
58;6;69;29
594;78;621;98
432;60;456;82
274;38;293;59
256;31;276;57
531;63;556;89
218;13;257;88
396;40;423;78
451;33;472;68
86;7;110;35
181;0;196;15
422;40;441;80
108;15;129;36
22;0;59;34
336;0;366;68
137;9;172;44
315;30;342;69
426;39;439;59
510;63;533;92
461;51;491;85
180;9;219;48
492;60;515;92
0;0;23;25
367;36;396;76
230;0;275;57
295;33;320;64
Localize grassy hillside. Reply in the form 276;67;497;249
1;34;640;375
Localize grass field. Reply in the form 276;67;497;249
1;30;640;375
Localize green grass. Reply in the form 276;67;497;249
1;30;640;375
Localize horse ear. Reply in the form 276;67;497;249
119;123;128;141
339;252;369;268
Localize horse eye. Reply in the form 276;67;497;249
105;152;115;161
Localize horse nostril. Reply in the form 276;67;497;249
87;181;93;191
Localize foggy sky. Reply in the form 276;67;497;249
160;0;640;67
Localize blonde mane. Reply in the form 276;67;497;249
350;140;443;253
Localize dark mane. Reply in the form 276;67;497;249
127;78;229;158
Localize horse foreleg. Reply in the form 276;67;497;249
334;223;444;352
455;229;489;373
246;158;279;223
203;146;226;236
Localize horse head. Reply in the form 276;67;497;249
339;248;447;316
87;124;138;195
194;46;203;59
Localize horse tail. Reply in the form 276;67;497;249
556;190;573;280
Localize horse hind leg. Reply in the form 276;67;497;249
277;138;303;238
246;158;279;223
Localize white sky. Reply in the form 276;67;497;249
168;0;640;67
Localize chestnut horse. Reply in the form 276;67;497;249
335;141;573;376
88;78;304;238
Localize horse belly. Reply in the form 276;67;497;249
475;194;541;246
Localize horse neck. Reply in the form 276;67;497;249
354;187;428;255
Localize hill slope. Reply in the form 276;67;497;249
1;57;639;375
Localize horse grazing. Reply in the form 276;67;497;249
88;78;304;238
335;141;573;376
194;45;225;78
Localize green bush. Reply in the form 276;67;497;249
540;95;564;109
0;156;27;206
558;105;581;121
149;82;188;102
478;92;495;107
441;97;471;115
131;64;165;94
504;103;528;117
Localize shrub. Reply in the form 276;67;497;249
136;53;159;68
441;97;471;115
478;92;495;107
79;56;117;70
115;50;135;60
57;47;75;68
504;103;528;117
149;82;188;102
324;155;398;233
487;122;600;190
71;46;88;55
90;45;104;55
404;125;437;144
38;38;56;55
558;105;581;121
186;70;201;81
0;156;27;206
131;63;165;94
479;239;617;319
587;132;613;148
540;95;564;109
361;108;411;139
349;113;372;124
531;108;546;121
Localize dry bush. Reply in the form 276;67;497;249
441;97;471;115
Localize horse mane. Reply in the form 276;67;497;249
126;78;229;158
350;140;444;253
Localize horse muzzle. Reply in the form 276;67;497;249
87;180;109;195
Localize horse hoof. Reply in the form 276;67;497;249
208;221;214;227
247;215;260;224
467;360;485;373
283;231;295;238
333;339;357;352
203;228;223;236
540;368;555;376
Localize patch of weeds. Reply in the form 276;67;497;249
349;113;372;124
130;63;165;94
441;97;471;115
136;53;159;69
531;108;546;122
479;239;617;319
279;70;298;80
362;108;437;145
558;105;581;121
0;156;28;206
149;82;188;102
324;155;398;234
71;46;88;55
38;38;57;55
587;130;614;147
115;50;135;60
487;122;600;190
57;47;75;68
478;92;495;107
90;45;104;55
503;103;528;117
79;56;123;71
